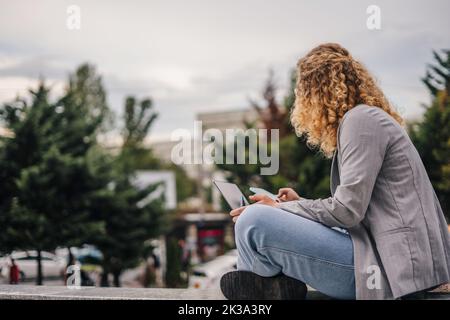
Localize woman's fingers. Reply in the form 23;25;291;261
231;206;247;223
249;194;269;202
277;188;291;197
277;188;291;202
230;206;246;217
231;195;278;223
277;187;301;201
250;194;277;207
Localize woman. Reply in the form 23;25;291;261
220;43;450;300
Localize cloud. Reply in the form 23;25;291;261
0;54;72;79
0;0;449;135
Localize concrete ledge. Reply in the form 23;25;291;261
0;285;225;300
0;285;329;300
1;285;448;300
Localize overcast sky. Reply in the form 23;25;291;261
0;0;449;139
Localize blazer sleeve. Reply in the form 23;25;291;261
277;108;391;228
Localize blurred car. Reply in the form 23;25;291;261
189;249;237;289
56;245;103;286
0;250;66;281
56;245;103;266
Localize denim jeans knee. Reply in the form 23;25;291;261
235;204;271;234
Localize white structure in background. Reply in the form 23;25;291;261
133;170;177;210
197;108;259;132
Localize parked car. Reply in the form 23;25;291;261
0;251;66;281
56;245;103;266
189;250;237;289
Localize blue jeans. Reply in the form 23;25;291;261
235;204;356;300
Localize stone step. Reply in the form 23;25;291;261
0;284;448;300
0;285;225;300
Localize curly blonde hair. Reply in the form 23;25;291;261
291;43;404;158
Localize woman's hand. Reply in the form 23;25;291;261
229;194;278;223
230;206;247;223
249;194;279;207
277;188;301;202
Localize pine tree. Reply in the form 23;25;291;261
92;95;166;287
89;172;165;287
0;85;59;284
0;64;166;286
0;77;108;284
410;49;450;222
119;96;196;203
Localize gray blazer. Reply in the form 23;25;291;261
278;104;450;299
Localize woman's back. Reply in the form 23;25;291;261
340;104;450;297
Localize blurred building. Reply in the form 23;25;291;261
171;212;235;264
148;107;258;207
197;108;259;132
132;170;177;210
148;108;258;264
196;108;259;211
149;108;259;179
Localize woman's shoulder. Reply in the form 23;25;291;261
338;104;400;145
340;104;397;131
342;104;387;123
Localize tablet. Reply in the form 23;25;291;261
213;180;249;209
249;187;279;201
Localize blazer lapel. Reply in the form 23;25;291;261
331;120;344;196
330;151;340;196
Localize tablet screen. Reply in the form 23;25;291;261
213;180;249;209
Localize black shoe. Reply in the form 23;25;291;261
220;271;307;300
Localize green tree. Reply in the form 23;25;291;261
165;237;183;288
92;95;166;287
119;96;159;173
410;49;450;221
122;97;158;151
0;76;108;284
90;172;165;287
66;63;111;133
120;96;196;202
0;64;167;287
250;70;290;139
